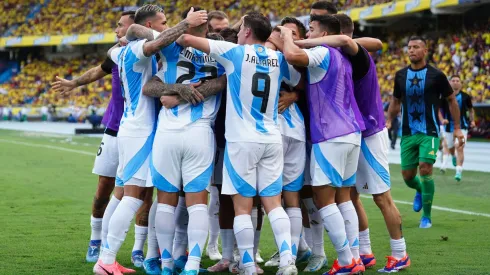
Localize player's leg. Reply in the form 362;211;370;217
417;135;439;228
255;203;265;265
400;135;424;213
143;196;161;275
101;186;123;253
454;130;467;181
131;187;153;267
206;185;222;261
95;134;153;274
88;133;118;262
310;141;360;274
258;143;297;275
300;203;312;250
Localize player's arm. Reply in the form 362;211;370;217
278;26;309;67
278;89;299;113
467;95;476;128
178;34;211;54
446;93;461;129
353;37;382;52
51;58;112;95
267;28;284;52
294;34;359;56
142;8;208;57
126;24;157;42
438;109;448;125
196;75;227;98
143;76;204;105
387;72;402;129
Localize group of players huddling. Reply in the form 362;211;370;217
52;1;467;275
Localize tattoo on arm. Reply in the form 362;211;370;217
142;77;187;98
197;75;227;97
126;25;155;41
74;66;108;87
143;20;190;57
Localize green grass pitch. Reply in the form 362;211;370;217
1;129;489;274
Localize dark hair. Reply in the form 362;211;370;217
408;36;426;45
122;10;136;21
208;10;228;21
280;16;307;39
219;28;238;43
450;75;461;80
134;4;163;25
333;14;353;35
310;14;340;35
207;32;224;41
243;11;272;42
311;1;338;14
181;6;204;20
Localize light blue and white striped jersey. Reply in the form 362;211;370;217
279;94;305;142
208;40;301;144
110;38;158;137
156;42;225;130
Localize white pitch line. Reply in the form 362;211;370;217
360;195;490;218
0;139;94;156
3;138;490;218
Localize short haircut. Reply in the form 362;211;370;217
450;75;461;80
122;10;136;21
219;28;238;43
310;14;341;35
181;6;204;20
311;1;338;14
333;14;353;35
243;11;272;42
207;32;224;41
134;4;163;25
408;36;426;45
280;16;307;39
208;10;228;21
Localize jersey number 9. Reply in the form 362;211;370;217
251;72;271;113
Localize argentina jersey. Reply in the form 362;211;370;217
156;42;225;130
110;39;158;137
208;40;301;144
278;83;305;142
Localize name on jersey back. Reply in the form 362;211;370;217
245;54;279;67
181;48;215;63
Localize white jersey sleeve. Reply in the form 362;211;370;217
304;46;331;84
278;53;301;87
110;47;124;64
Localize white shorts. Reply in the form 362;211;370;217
222;142;283;198
212;147;225;185
282;135;305;192
116;134;154;187
310;141;360;188
444;130;468;149
356;129;391;195
92;133;119;178
151;126;215;193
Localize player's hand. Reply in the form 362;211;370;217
470;121;476;128
177;82;204;105
119;36;129;46
442;119;449;125
278;90;298;114
454;128;465;146
267;29;282;49
186;7;208;27
277;26;293;40
51;76;76;95
160;95;180;109
386;119;392;129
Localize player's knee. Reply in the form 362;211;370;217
419;163;433;176
113;186;124;200
97;176;115;195
373;192;392;210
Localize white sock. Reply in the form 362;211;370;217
234;215;256;273
254;229;261;258
268;207;293;267
390;238;407;260
319;203;353;266
146;199;160;260
173;196;188;261
299;227;310;252
102;196;143;265
456;165;463;174
359;229;372;255
221;229;235;261
338;201;360;260
90;216;103;241
442;153;450;169
156;203;176;270
186;204;209;271
133;224;148;252
101;196;120;248
286;207;302;260
303;198;325;257
304;227;313;249
208;186;220;249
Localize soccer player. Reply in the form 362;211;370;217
440;75;474;181
296;13;411;273
51;10;154;267
279;14;365;275
208;11;230;33
178;11;301;275
93;5;207;275
387;36;464;229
